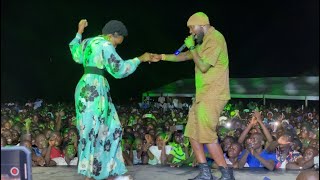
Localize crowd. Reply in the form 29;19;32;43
1;96;319;173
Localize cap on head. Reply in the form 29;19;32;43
102;20;128;36
187;12;210;26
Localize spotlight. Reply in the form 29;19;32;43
226;122;231;128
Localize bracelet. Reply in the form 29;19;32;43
161;54;166;60
189;46;196;50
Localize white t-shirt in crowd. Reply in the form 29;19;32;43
148;145;172;165
133;150;142;165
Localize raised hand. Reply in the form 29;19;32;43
142;142;152;152
249;116;257;126
145;134;153;144
78;19;88;34
253;110;263;124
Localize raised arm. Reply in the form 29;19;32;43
102;45;152;79
238;117;256;144
254;111;273;143
69;19;88;64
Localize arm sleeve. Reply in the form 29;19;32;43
69;33;84;64
102;43;141;79
200;39;221;66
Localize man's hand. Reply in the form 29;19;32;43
253;111;262;122
78;19;88;34
249;116;257;126
184;35;195;49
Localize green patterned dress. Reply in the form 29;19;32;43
69;33;141;179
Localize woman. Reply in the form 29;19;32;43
69;19;158;180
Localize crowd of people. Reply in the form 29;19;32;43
1;97;319;173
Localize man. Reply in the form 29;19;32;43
69;19;156;180
238;133;278;171
266;132;302;169
154;12;233;180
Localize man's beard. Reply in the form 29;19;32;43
195;31;204;45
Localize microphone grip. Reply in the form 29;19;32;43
174;44;186;55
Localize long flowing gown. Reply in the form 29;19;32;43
69;33;141;179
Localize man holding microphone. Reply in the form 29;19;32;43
154;12;234;180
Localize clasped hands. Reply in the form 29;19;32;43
138;35;195;63
138;52;163;63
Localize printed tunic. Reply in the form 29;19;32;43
69;33;140;179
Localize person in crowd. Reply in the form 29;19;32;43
286;147;319;170
296;169;319;180
212;142;248;169
300;123;312;153
266;133;301;169
238;132;278;171
148;133;172;165
168;132;192;167
33;133;56;166
45;131;66;166
63;144;78;166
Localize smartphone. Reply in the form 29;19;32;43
175;125;183;131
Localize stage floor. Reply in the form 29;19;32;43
32;165;302;180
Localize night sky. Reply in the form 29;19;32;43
1;0;319;103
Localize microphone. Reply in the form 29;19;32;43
174;44;186;55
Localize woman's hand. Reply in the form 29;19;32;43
78;19;88;34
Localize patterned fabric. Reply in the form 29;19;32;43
169;142;186;163
275;148;302;169
69;33;140;179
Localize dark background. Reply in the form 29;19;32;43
1;0;319;104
